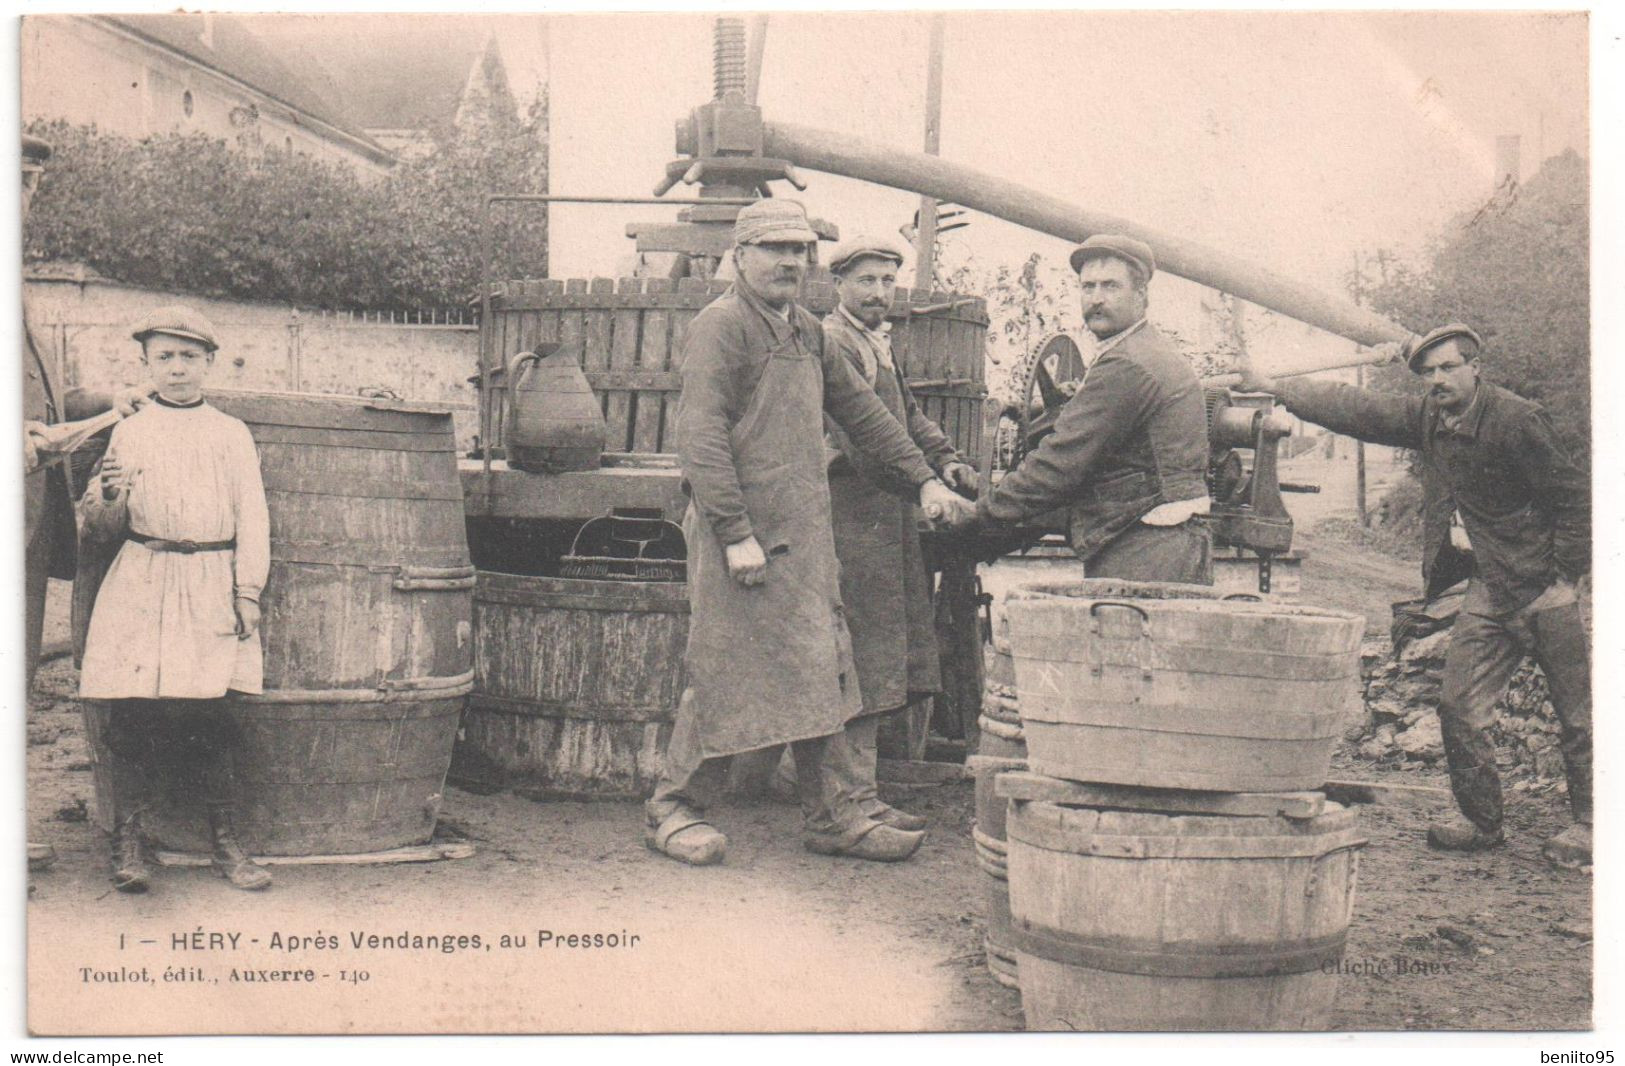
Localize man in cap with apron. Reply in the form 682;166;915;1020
647;200;972;866
947;234;1213;584
819;235;977;833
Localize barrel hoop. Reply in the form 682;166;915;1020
467;692;675;725
251;425;454;451
1018;644;1358;684
474;585;691;615
977;714;1025;742
971;824;1008;858
1008;813;1368;860
965;754;1028;776
264;480;465;502
1007;920;1348;978
271;545;471;569
1017;701;1346;741
236;671;475;704
981;691;1022;724
211;394;455;434
975;848;1008;880
394;565;478;591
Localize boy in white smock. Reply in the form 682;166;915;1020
79;306;272;892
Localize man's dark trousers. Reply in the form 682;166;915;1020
1439;585;1591;833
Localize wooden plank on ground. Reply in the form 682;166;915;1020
994;770;1328;820
156;842;476;867
1322;778;1452;808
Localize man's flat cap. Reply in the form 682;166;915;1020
733;199;818;246
828;235;906;275
22;134;52;166
1404;322;1483;371
132;305;219;351
1069;234;1156;281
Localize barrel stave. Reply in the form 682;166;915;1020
1007;799;1361;1030
1004;581;1365;791
457;572;688;798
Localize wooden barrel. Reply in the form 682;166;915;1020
1006;798;1365;1031
1004;580;1363;791
85;391;473;855
968;619;1026;989
454;572;689;799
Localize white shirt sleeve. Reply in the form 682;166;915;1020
230;421;271;601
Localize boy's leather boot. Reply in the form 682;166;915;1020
208;805;271;891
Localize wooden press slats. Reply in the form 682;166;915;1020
637;278;675;452
612;277;648;454
658;277;705;453
485;276;982;458
584;277;626;449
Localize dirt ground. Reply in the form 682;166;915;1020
24;503;1592;1033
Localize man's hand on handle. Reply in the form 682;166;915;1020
112;385;155;417
23;422;50;471
939;461;979;498
920;478;976;530
725;535;769;587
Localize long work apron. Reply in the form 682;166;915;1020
829;358;941;717
681;327;862;758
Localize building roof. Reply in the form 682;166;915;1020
244;15;513;134
100;13;389;157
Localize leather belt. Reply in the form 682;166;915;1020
128;531;236;554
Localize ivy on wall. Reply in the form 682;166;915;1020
24;98;549;311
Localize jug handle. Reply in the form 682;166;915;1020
508;350;543;383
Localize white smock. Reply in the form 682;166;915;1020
78;400;270;699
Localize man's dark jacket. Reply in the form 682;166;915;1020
1272;377;1589;613
821;308;960;714
977;321;1209;560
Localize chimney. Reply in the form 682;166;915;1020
1494;134;1521;190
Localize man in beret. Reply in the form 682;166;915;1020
648;200;972;866
818;236;977;832
1243;326;1590;865
22;132;149;874
22;134;149;694
948;234;1213;584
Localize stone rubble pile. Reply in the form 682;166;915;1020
1348;617;1569;790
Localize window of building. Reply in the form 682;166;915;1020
182;90;194;118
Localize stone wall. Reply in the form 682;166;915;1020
25;272;481;448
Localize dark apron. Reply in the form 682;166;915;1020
829;356;941;716
682;326;861;757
